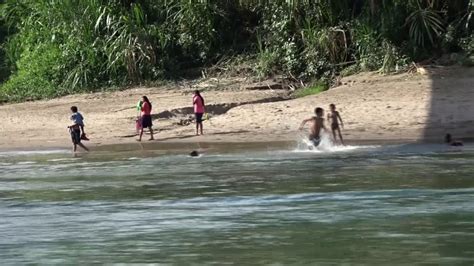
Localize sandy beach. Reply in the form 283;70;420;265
0;66;472;151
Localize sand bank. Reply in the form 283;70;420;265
0;66;472;151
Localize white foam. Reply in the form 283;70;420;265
15;161;37;165
294;131;379;153
0;149;70;157
47;158;81;162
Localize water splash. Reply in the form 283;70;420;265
295;131;376;153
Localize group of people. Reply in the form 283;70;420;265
299;104;345;147
297;104;463;148
67;92;462;153
68;90;206;152
135;90;206;141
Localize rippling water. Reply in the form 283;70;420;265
1;143;474;264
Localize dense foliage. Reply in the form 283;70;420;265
0;0;472;101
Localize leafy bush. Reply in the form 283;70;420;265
0;0;472;102
352;21;384;71
293;82;328;98
379;40;408;73
255;49;279;79
406;5;445;48
0;46;8;84
0;44;62;101
458;34;474;55
340;64;360;77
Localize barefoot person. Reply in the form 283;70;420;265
69;106;89;153
193;90;205;135
299;107;326;147
138;96;154;141
327;104;344;145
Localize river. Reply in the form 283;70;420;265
1;142;473;264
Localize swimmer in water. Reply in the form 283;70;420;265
445;133;463;146
299;107;326;147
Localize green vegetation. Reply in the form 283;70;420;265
293;82;328;98
0;0;472;102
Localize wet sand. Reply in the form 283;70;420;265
0;66;472;151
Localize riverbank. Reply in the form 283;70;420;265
0;66;472;151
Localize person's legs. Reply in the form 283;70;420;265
149;127;154;140
195;113;203;135
139;115;153;141
138;128;144;141
71;129;80;152
78;143;89;151
337;128;344;145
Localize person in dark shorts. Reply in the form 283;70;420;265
299;107;326;148
327;104;345;145
193;90;205;135
138;96;154;141
69;106;89;153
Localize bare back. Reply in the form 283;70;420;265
309;117;325;138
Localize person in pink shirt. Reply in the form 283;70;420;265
193;90;205;135
138;96;154;141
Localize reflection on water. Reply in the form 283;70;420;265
1;144;474;264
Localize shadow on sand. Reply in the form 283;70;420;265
424;67;474;143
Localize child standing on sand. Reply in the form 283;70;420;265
299;107;326;147
327;104;344;145
69;106;89;153
138;96;154;141
193;90;205;135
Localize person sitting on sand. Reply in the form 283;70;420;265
138;96;154;141
299;107;326;147
445;133;463;146
193;90;205;135
68;106;89;153
327;103;344;145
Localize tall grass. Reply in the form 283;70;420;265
293;82;328;98
0;0;471;101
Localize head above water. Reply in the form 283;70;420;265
445;133;452;143
314;107;323;117
70;106;78;113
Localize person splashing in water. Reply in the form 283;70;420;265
299;107;326;147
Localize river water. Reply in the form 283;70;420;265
1;143;473;264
